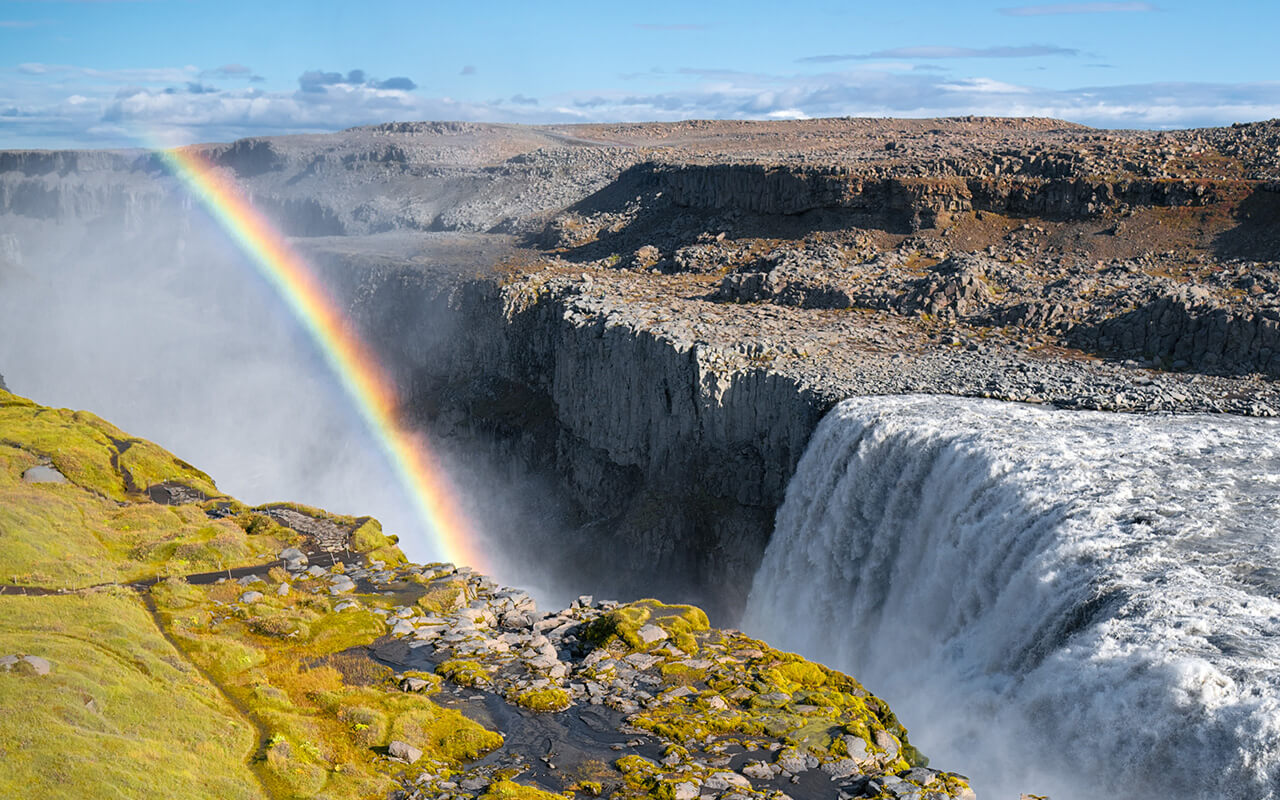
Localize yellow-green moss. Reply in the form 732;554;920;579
436;659;490;688
0;590;263;799
479;779;564;800
581;599;710;654
513;687;571;712
349;517;405;566
417;577;468;614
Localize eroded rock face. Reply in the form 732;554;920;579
6;117;1280;621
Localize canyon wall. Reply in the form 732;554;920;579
651;162;1227;230
317;257;831;620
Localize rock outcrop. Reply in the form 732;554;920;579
0;387;976;800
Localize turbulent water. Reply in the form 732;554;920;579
743;395;1280;800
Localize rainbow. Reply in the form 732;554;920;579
160;146;487;571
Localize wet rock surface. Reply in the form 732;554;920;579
252;555;977;800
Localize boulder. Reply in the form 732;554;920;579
673;781;700;800
391;620;415;637
388;740;423;764
704;772;750;791
239;591;264;603
636;623;668;645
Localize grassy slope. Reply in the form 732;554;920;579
0;389;295;588
0;590;265;800
0;389;506;799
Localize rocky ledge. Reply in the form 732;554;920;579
0;387;976;800
199;553;976;800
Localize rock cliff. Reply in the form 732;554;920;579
5;116;1280;619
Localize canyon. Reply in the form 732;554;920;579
4;117;1280;798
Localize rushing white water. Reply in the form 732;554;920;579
743;395;1280;799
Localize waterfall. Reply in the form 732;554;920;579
744;395;1280;799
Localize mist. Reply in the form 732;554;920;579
0;201;572;607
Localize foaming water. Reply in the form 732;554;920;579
743;395;1280;799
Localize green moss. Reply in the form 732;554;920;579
417;577;468;614
0;591;263;799
436;659;490;688
349;517;405;565
581;599;710;654
513;687;571;712
774;659;827;689
0;390;217;501
0;396;287;589
392;705;503;761
479;779;564;800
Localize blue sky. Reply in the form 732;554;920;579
2;0;1278;148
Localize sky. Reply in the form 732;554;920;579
1;0;1278;148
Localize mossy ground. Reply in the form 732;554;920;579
582;598;710;654
0;390;969;800
0;590;264;800
0;390;505;800
154;574;504;799
0;390;300;589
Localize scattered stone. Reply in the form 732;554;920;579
239;591;264;604
635;623;668;645
388;740;423;764
673;781;700;800
22;465;66;484
0;654;52;675
703;772;750;791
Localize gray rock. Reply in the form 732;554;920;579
844;735;870;763
741;762;773;780
775;750;808;774
820;758;860;779
239;591;264;603
391;620;415;636
21;655;51;676
275;582;290;596
874;729;901;760
0;654;52;675
703;772;750;791
636;623;668;644
459;776;489;792
388;740;423;764
673;781;700;800
22;465;66;484
329;577;357;595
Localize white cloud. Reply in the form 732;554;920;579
4;60;1280;149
